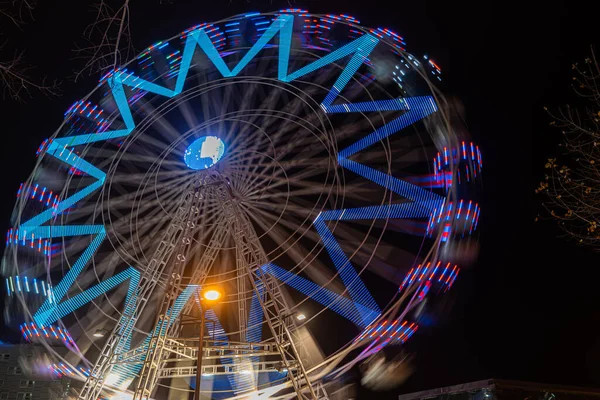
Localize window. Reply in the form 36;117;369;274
0;381;3;387
0;354;10;361
8;366;23;374
19;380;35;388
0;393;8;400
17;393;33;400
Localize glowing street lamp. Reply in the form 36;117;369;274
203;289;221;301
296;313;307;321
93;329;106;338
195;287;223;400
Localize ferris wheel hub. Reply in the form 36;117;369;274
184;135;226;170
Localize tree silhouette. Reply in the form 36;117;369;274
0;0;59;100
537;51;600;249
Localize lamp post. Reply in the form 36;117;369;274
194;288;222;400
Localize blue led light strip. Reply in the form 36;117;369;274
338;96;438;158
338;158;442;207
332;95;443;219
243;280;265;392
318;202;439;222
118;270;140;354
263;263;379;328
303;201;443;327
32;227;105;325
311;221;380;325
309;99;442;328
34;266;138;326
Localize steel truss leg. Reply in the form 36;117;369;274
236;245;248;343
78;185;201;400
226;200;319;400
178;220;230;319
132;181;219;399
80;175;325;400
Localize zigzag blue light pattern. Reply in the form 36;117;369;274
338;158;442;206
26;12;383;340
34;266;139;326
312;220;380;325
324;97;409;114
316;96;443;324
338;96;438;158
19;13;445;387
262;264;379;328
318;202;439;222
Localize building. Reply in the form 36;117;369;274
0;342;69;400
398;379;600;400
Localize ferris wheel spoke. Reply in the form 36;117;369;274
241;206;354;304
135;100;188;148
244;168;333;198
106;170;177;184
175;93;200;133
227;112;321;156
245;198;315;215
90;176;187;217
230;133;276;173
229;155;332;197
107;219;171;262
242;204;322;248
227;144;330;167
116;195;189;254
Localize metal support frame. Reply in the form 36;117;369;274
133;181;209;399
117;339;283;364
225;199;318;400
78;184;200;400
194;307;206;400
179;219;229;319
236;244;248;343
80;174;325;400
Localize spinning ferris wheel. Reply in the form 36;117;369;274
2;9;482;400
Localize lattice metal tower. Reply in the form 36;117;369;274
78;171;326;400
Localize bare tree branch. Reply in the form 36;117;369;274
74;0;133;80
0;0;35;28
537;48;600;249
0;50;59;100
0;0;60;101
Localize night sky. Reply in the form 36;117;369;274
1;0;600;398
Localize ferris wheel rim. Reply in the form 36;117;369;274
2;10;479;398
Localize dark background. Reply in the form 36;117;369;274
1;0;599;398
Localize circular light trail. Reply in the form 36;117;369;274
2;10;483;399
183;136;225;170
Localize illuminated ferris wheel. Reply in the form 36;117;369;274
2;9;482;400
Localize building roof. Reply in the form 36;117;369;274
397;379;600;400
